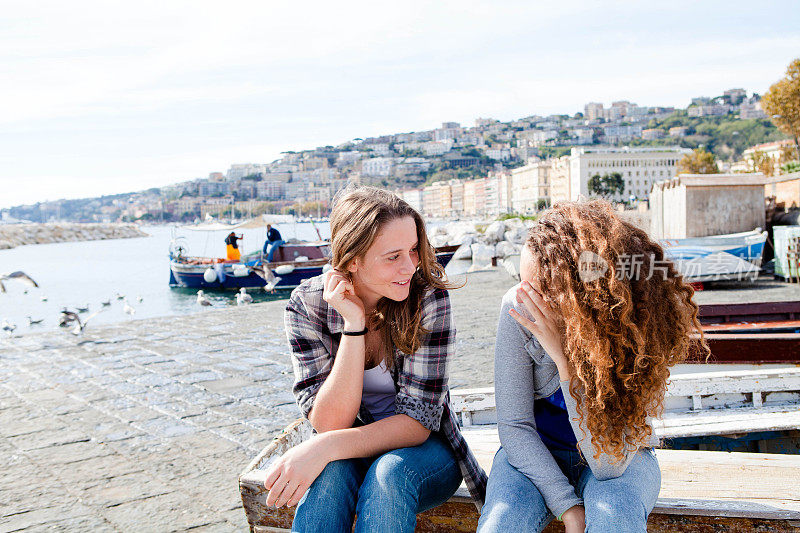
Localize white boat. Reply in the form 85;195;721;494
661;228;768;282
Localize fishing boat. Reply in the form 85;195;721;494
500;228;769;285
239;367;800;532
661;228;768;282
168;216;460;291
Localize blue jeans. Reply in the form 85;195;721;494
264;240;285;263
477;447;660;533
291;433;462;533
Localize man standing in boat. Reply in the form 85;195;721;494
225;232;243;261
263;224;284;264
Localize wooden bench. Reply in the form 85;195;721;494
240;368;800;531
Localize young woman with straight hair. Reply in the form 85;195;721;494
265;186;486;532
478;200;709;533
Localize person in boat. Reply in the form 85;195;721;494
262;223;284;263
224;232;243;261
265;186;487;532
477;200;709;533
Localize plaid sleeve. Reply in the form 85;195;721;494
284;289;332;418
394;288;454;432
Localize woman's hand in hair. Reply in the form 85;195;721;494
509;281;571;379
323;269;366;330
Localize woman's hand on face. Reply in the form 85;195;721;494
263;437;331;508
509;281;570;377
322;269;366;330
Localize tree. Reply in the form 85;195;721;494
749;150;775;177
677;148;719;174
762;58;800;160
588;172;625;199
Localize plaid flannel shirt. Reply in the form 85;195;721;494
284;274;487;509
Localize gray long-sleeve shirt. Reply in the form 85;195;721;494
494;284;657;518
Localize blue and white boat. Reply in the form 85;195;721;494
661;228;768;282
168;216;458;292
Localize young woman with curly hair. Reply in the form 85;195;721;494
477;200;709;533
264;186;486;533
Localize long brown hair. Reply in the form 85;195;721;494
329;186;452;365
525;200;709;460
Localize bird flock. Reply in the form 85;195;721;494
2;269;276;338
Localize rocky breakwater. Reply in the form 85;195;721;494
431;218;533;273
0;223;148;249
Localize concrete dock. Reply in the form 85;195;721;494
1;270;799;532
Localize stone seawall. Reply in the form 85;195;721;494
0;223;148;249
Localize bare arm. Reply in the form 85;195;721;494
305;269;368;432
307;333;366;432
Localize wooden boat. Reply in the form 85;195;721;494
660;229;768;283
239;367;800;532
169;240;460;292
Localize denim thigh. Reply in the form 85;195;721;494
291;457;370;533
575;448;661;533
354;432;462;533
477;447;553;533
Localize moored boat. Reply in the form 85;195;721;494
661;228;768;282
169;236;460;292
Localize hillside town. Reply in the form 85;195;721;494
3;88;795;224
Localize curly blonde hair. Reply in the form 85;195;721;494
525;200;709;460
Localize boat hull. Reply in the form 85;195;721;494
169;262;323;291
169;247;457;291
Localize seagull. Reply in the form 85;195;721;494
123;299;136;316
59;309;80;328
75;304;90;313
251;264;281;293
40;295;48;302
100;299;111;307
2;320;16;337
115;292;125;300
197;290;212;306
71;309;104;336
264;276;282;293
26;316;44;326
236;288;253;305
136;295;144;303
0;271;39;293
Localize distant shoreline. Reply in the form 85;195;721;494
0;222;148;249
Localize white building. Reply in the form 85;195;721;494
423;140;453;156
227;163;266;179
571;128;594;145
511;159;551;213
485;148;511;161
361;157;395;177
337;151;363;166
584;102;604;121
401;188;423;213
568;146;691;202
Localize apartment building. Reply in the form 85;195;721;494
511;159;550;213
568;146;690;201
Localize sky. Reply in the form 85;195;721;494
1;0;799;209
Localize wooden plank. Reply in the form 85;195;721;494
699;333;800;364
699;301;800;324
240;420;800;532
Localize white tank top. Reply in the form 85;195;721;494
362;360;396;421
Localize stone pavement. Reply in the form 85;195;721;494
0;300;299;532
